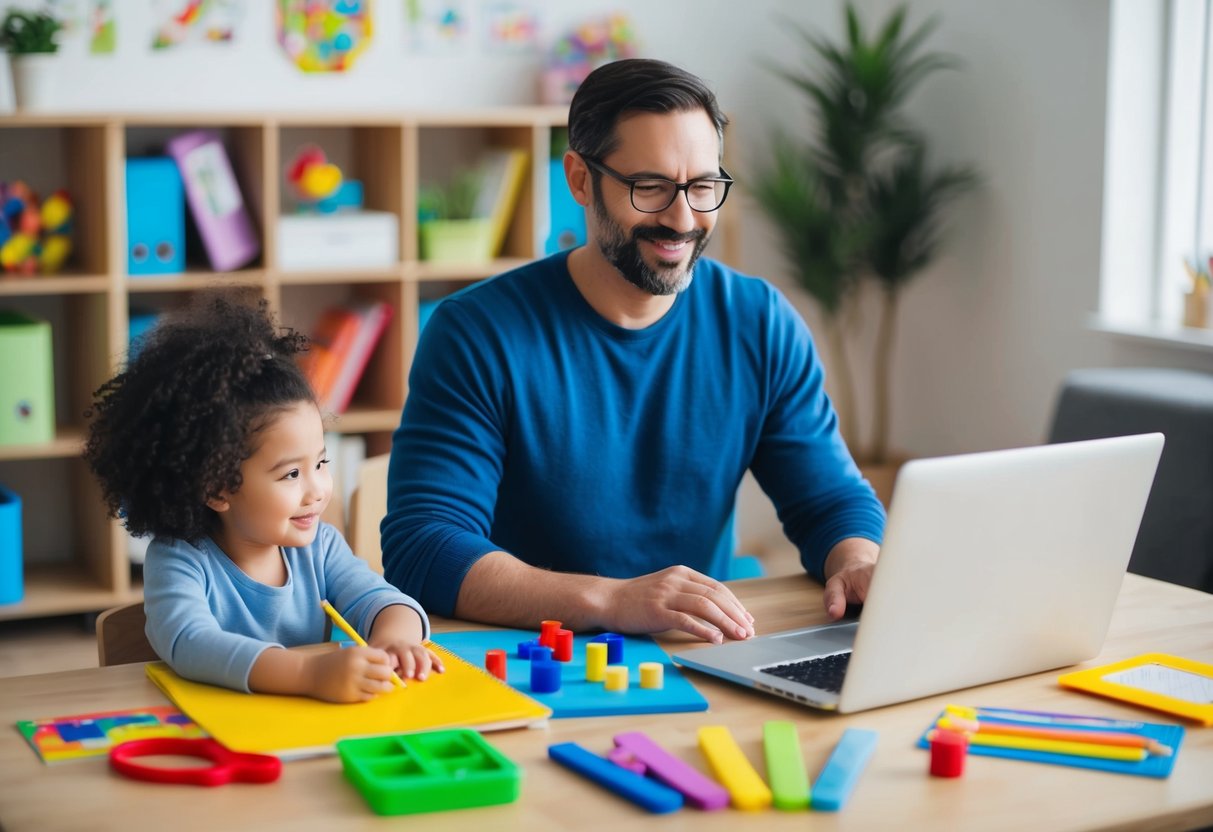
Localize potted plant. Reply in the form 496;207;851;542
752;3;976;474
1;9;62;111
417;167;493;263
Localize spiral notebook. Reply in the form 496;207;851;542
146;642;551;759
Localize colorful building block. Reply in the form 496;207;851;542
812;728;877;811
612;731;729;811
549;742;683;814
555;628;574;661
591;632;624;664
639;662;664;690
604;665;629;692
585;642;607;682
531;659;561;693
337;729;521;816
929;728;967;778
517;638;540;659
485;649;507;681
539;619;562;649
763;721;809;810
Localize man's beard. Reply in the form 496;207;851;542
592;190;709;296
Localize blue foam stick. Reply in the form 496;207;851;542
548;742;683;814
811;728;877;811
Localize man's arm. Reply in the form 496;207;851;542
455;550;754;643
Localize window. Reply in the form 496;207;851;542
1100;0;1213;347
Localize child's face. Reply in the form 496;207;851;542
207;400;332;559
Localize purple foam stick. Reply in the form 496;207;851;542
607;747;647;775
613;731;730;811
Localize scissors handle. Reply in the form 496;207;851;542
110;737;282;787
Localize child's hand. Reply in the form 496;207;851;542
368;604;445;682
305;645;397;703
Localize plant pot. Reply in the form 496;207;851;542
10;53;56;111
419;218;493;263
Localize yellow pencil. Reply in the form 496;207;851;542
928;729;1145;762
320;600;406;689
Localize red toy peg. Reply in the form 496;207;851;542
929;729;968;778
554;628;574;662
485;648;508;681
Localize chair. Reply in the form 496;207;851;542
348;453;391;575
1048;367;1213;593
96;601;159;667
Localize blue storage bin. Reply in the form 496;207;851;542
126;157;185;276
0;483;22;605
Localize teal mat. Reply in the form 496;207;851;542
433;629;709;719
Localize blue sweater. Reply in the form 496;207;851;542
143;523;429;692
382;253;885;616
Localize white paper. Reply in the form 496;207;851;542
1104;663;1213;704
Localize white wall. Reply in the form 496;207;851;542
6;0;1212;545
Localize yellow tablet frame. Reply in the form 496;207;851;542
1058;653;1213;726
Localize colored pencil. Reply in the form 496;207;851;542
927;729;1147;762
320;600;406;689
937;716;1172;756
946;704;1144;730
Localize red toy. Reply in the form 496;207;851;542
109;737;281;787
929;729;968;777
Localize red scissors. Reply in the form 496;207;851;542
110;738;282;787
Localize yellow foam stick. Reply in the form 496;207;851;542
585;642;607;682
697;725;772;811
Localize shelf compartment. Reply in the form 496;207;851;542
0;564;140;621
0;275;110;296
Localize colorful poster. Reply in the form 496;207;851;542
277;0;374;73
482;1;540;53
152;0;243;51
404;0;469;53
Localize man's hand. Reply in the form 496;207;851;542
822;538;880;620
594;565;755;643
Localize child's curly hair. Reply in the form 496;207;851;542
83;293;315;543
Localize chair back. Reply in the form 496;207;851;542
96;601;159;666
348;453;391;574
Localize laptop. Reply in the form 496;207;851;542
672;433;1165;713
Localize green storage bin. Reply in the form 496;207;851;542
0;310;55;447
419;219;494;263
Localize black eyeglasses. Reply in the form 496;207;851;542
582;157;734;213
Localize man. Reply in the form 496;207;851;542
382;58;885;643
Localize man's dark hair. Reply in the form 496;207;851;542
567;58;729;163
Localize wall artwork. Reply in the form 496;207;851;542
89;0;116;54
277;0;375;73
151;0;243;51
403;0;469;54
481;1;540;54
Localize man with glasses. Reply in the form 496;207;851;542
383;59;885;643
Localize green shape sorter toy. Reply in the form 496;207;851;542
336;728;521;815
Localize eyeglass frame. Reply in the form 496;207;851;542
580;156;734;214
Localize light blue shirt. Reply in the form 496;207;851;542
143;522;429;691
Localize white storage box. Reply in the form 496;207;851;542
277;211;399;271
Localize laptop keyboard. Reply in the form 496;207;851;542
758;651;852;694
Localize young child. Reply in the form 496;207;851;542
84;294;442;702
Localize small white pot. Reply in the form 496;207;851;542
10;53;57;111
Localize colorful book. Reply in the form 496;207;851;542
326;300;393;414
145;641;551;758
17;705;205;764
472;149;529;257
299;306;362;407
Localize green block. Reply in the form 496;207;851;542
0;310;55;446
764;720;810;810
337;728;521;816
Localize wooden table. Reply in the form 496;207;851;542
2;574;1211;831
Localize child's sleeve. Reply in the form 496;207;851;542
318;524;430;641
143;539;279;692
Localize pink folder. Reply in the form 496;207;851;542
166;130;260;272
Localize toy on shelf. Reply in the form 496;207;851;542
541;14;638;105
0;181;73;276
285;145;364;213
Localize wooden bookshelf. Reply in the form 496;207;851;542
0;109;570;621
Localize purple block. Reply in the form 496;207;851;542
531;659;562;693
591;633;624;664
613;731;730;811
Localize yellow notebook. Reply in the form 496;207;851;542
146;641;551;758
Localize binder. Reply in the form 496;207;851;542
145;641;551;758
166;130;260;272
0;310;55;446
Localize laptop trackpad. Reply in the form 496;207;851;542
770;622;858;656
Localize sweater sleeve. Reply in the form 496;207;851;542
143;539;275;692
316;524;430;640
748;289;886;582
381;300;509;616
